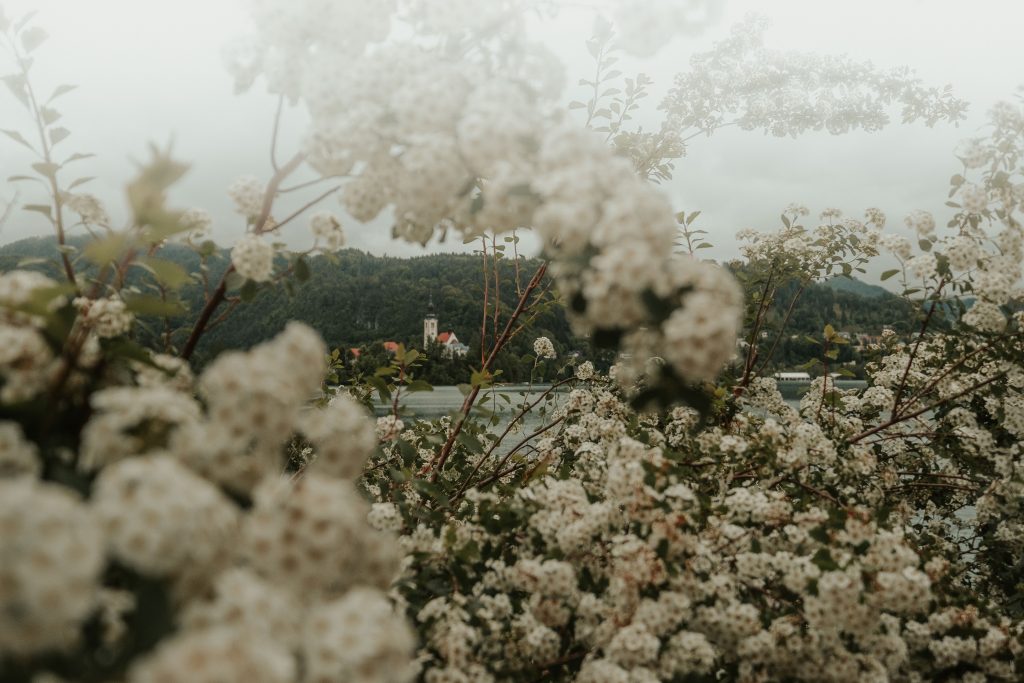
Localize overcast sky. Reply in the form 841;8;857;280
2;0;1022;281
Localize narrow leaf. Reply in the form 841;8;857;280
1;128;34;151
20;26;48;53
49;126;70;145
47;84;77;102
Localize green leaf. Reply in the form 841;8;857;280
48;126;70;145
880;269;899;281
67;176;94;190
366;375;391;403
224;271;246;291
20;26;48;53
2;74;29;107
406;379;433;393
239;279;258;302
294;257;311;282
40;107;60;125
31;161;59;179
811;547;839;571
62;152;95;165
411;478;449;506
47;84;77;102
1;128;34;151
14;12;39;33
22;203;52;220
470;369;493;388
124;294;185;317
137;256;191;290
197;240;218;257
83;233;127;265
102;337;155;364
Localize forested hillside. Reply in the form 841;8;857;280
0;236;921;380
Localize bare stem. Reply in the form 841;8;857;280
180;152;305;360
424;262;548;478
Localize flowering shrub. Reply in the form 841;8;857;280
1;2;1022;683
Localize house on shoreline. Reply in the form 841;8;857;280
423;297;468;359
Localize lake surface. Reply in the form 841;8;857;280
372;380;870;423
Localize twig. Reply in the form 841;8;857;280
269;184;342;232
847;372;1005;444
180;152;304;360
270;95;284;172
891;279;946;415
424;262;548;478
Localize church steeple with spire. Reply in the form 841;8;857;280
423;293;438;350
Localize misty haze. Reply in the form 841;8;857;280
1;1;1022;682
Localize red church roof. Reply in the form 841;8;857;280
437;331;453;343
383;341;400;352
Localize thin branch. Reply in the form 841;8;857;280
270;95;284;172
424;262;548;478
180;152;305;360
270;184;342;232
847;372;1006;444
14;39;77;290
452;378;574;501
754;280;807;377
891;280;946;414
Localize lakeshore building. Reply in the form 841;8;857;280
423;297;469;359
774;371;812;382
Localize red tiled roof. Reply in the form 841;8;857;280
348;348;361;357
383;341;399;352
437;332;453;343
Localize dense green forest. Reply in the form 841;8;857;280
0;236;924;382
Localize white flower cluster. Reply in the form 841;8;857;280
0;478;105;656
64;193;110;226
662;16;968;139
610;0;721;58
533;336;556;359
309;211;345;251
231;234;275;282
228;175;266;220
74;295;133;338
181;207;213;239
228;0;744;390
0;318;417;681
378;370;1024;681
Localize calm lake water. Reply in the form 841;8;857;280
372;380;870;425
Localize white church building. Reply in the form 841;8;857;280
423;299;469;359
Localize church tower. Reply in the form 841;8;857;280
423;294;438;350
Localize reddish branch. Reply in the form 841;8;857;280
423;262;548;479
847;371;1005;444
179;152;304;360
891;280;946;414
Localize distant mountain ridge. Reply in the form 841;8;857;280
822;275;890;298
0;237;920;373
